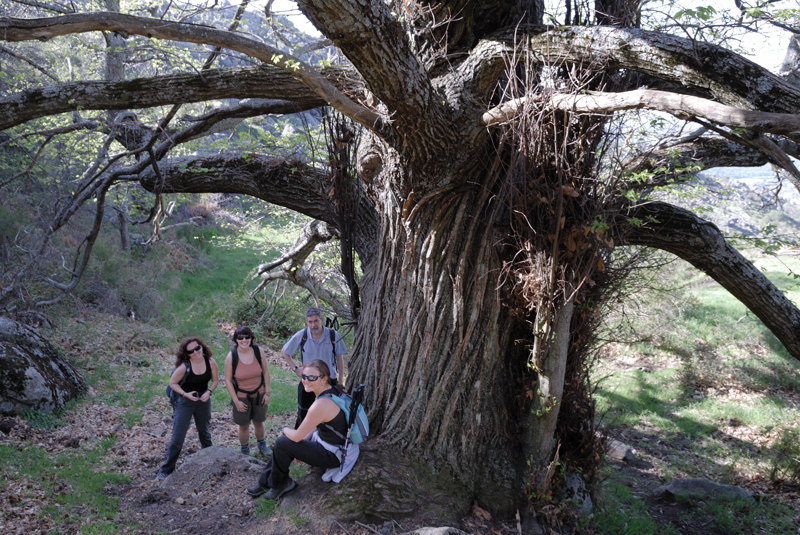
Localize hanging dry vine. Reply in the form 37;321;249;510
491;42;623;502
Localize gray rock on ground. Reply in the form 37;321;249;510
653;477;754;503
0;316;86;415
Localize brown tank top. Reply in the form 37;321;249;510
234;354;264;398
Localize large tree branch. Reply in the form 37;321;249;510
297;0;455;164
0;12;385;133
0;66;333;131
473;25;800;113
624;135;800;191
535;25;800;112
617;201;800;361
136;153;378;266
298;0;433;116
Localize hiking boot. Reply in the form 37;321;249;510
156;471;168;481
240;444;250;455
247;484;268;498
257;440;271;457
262;479;297;500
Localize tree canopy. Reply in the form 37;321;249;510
3;0;800;528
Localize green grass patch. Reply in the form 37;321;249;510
0;438;131;532
589;480;678;535
159;225;265;342
268;368;301;414
594;252;800;533
253;497;279;518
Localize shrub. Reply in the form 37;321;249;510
770;426;800;483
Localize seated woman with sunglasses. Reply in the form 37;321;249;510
247;359;359;500
157;337;219;480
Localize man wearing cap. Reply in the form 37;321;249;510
281;307;347;427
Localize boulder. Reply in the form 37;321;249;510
562;472;593;516
0;316;86;415
652;478;754;503
605;437;636;463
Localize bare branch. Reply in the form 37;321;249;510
485;89;800;139
0;12;384;132
251;219;351;318
255;219;337;275
0;65;362;131
0;44;59;80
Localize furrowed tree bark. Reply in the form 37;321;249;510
350;168;530;512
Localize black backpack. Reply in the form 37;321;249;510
165;361;191;407
230;344;265;395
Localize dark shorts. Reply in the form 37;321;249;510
232;396;267;425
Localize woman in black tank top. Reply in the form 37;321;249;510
157;337;219;480
247;359;346;500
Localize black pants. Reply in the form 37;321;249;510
294;378;337;428
257;435;340;489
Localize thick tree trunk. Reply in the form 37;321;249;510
348;163;530;513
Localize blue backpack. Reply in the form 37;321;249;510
320;385;369;444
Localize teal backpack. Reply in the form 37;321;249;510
320;385;369;444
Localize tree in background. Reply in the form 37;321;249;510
3;0;800;527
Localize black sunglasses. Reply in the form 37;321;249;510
187;345;202;353
236;335;252;340
301;374;321;382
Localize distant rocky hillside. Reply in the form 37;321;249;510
656;166;800;244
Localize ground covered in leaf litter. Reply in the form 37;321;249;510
1;314;799;534
0;337;520;535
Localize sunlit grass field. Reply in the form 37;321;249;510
590;252;800;534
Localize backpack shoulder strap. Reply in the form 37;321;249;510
252;344;263;369
300;328;308;354
329;329;338;374
178;360;191;386
319;392;346;410
231;346;239;377
252;344;265;390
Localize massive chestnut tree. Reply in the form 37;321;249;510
3;0;800;523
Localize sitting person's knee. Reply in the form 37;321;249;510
274;435;292;450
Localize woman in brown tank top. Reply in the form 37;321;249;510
223;326;271;456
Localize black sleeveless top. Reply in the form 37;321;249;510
317;388;348;445
182;355;212;395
